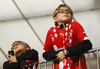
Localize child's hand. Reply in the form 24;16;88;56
8;54;17;63
56;51;66;61
26;47;30;50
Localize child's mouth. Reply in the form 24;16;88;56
64;15;68;17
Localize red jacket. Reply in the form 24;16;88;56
43;21;89;69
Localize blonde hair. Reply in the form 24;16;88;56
53;4;73;25
11;41;31;50
53;4;73;18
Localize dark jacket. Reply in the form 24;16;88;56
3;49;38;69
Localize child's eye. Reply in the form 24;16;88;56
65;10;68;11
68;11;71;14
60;10;64;13
58;10;64;13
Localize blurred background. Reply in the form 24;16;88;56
0;0;100;69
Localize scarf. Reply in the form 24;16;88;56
52;23;73;69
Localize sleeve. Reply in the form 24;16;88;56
43;50;63;60
43;28;59;60
16;49;38;62
66;40;92;57
75;21;88;42
66;21;92;57
43;28;53;52
3;61;20;69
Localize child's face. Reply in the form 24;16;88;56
54;7;72;24
13;44;26;56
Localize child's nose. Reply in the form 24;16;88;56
14;46;18;49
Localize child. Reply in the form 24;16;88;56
3;41;38;69
43;4;92;69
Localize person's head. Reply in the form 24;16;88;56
53;4;73;25
11;41;31;56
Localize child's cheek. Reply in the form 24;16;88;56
58;14;63;20
21;46;24;49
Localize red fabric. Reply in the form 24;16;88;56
43;21;87;69
51;23;73;69
20;57;39;69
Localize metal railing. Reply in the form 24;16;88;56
20;47;100;69
0;47;8;60
86;47;100;69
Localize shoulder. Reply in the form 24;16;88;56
49;27;54;31
71;21;83;29
72;21;83;27
71;21;81;26
47;27;55;34
27;49;38;54
31;49;38;53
